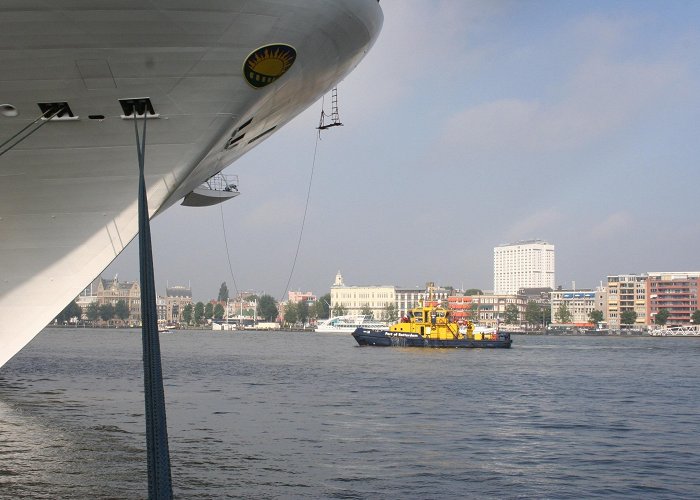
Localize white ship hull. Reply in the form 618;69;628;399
0;1;383;367
315;315;388;334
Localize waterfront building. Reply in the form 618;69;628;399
549;288;605;326
96;277;141;323
330;271;396;320
447;295;474;323
163;284;193;324
78;276;191;324
646;272;700;326
607;275;647;329
224;293;260;324
494;240;555;294
395;284;450;318
75;277;100;311
288;290;317;304
157;296;167;323
395;287;424;317
518;287;552;304
469;294;527;327
596;286;609;323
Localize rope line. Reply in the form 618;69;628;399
134;110;173;499
220;203;241;299
0;105;64;158
280;130;321;301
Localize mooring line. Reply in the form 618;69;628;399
220;203;241;299
134;109;173;499
280;130;321;301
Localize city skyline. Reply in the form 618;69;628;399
105;1;700;302
91;264;700;306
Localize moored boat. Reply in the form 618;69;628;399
352;301;512;348
315;315;387;334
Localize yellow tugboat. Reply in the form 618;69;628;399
352;300;512;348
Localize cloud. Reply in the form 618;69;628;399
504;208;563;242
589;211;632;240
438;15;689;155
329;1;510;124
240;196;303;229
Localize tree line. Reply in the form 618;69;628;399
54;299;131;325
52;290;700;330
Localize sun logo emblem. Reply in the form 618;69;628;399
243;44;297;88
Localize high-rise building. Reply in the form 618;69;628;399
493;240;555;294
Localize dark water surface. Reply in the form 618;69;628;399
1;329;698;499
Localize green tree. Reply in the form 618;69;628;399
316;293;331;319
284;302;298;326
309;301;320;320
205;302;214;319
194;302;205;325
620;309;637;327
654;308;670;325
360;303;373;318
214;303;225;320
588;309;604;325
55;300;82;324
99;303;115;322
182;303;193;325
692;310;700;325
525;301;545;327
332;303;347;317
464;288;483;296
86;302;100;322
554;302;572;324
468;301;480;322
257;294;278;322
383;303;398;323
114;300;129;322
217;282;229;302
504;304;519;325
297;301;310;326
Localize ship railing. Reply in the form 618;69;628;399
649;325;700;336
202;172;239;193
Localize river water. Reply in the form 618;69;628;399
0;329;698;499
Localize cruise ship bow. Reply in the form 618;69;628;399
0;0;383;367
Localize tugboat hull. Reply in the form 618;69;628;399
352;328;512;348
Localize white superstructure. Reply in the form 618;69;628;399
0;1;383;368
315;315;388;334
493;240;555;295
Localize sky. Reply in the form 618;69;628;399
106;0;700;302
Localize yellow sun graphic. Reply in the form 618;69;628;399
244;44;297;88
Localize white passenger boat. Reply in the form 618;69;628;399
0;1;383;368
315;315;388;334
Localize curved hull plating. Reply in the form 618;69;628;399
0;0;383;368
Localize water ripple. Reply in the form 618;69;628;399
0;330;698;498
